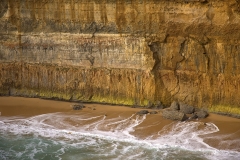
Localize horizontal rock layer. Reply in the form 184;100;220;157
0;0;240;115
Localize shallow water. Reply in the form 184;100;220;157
0;112;239;160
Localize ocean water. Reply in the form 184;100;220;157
0;112;239;160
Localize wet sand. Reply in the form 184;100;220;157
0;97;240;151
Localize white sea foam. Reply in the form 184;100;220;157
0;113;240;160
154;121;219;150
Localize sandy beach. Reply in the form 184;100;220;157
0;97;240;152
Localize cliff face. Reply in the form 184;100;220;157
0;0;240;114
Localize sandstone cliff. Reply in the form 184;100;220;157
0;0;240;115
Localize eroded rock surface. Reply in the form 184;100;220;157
137;110;149;115
72;104;85;110
170;101;180;111
194;110;209;118
162;109;188;121
179;103;195;114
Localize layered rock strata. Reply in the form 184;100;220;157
0;0;240;115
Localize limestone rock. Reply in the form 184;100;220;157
189;113;198;120
170;101;180;110
179;103;195;114
72;104;85;110
137;110;149;115
195;110;209;118
162;109;188;121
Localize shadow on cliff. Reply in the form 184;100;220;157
148;41;172;106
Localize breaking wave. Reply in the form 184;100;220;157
0;113;239;160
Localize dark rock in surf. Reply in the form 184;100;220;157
195;110;209;118
162;109;188;121
194;107;201;112
170;101;180;110
137;110;149;115
189;113;198;120
72;104;85;110
179;103;195;114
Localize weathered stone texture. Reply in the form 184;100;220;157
0;0;240;114
162;109;188;121
0;62;156;105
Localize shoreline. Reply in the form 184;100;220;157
0;96;240;152
1;95;240;119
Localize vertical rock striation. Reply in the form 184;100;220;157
0;0;240;115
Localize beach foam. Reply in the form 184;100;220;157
0;112;240;160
